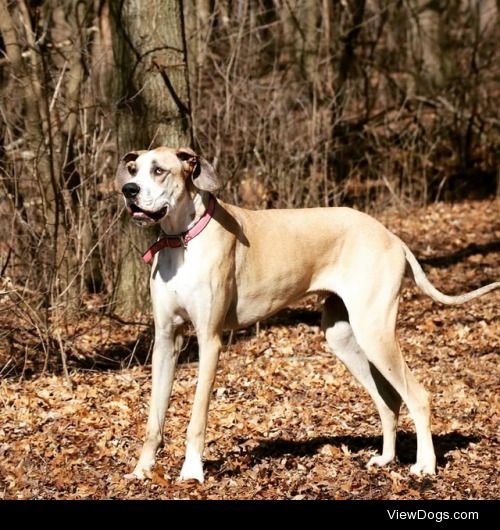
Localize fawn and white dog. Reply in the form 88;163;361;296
116;146;498;483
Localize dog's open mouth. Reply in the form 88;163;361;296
127;203;168;222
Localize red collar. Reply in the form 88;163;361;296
142;195;216;264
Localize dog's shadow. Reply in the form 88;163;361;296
205;431;479;474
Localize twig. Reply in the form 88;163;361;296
55;329;73;390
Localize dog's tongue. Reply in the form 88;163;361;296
132;210;149;219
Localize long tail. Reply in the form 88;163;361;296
400;240;500;305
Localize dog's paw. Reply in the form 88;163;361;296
410;462;436;476
179;446;204;483
124;464;153;481
179;466;204;483
367;453;394;469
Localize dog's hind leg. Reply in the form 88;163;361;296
322;295;402;468
346;294;436;475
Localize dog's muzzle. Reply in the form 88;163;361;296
122;183;168;223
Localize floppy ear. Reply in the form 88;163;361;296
176;147;223;193
115;150;146;188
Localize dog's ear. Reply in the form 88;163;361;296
116;150;146;188
176;147;223;193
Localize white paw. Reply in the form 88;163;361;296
179;445;204;483
410;462;436;476
124;466;152;481
367;453;395;469
124;456;155;481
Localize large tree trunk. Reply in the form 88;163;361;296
109;0;192;318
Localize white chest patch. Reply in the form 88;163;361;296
152;245;206;318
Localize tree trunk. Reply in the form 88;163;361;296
301;0;318;88
336;0;366;117
109;0;192;318
407;0;443;94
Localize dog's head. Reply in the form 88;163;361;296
116;147;221;225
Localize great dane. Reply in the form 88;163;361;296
116;146;499;483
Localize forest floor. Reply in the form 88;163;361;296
0;199;499;500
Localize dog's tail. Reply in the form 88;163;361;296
401;240;500;305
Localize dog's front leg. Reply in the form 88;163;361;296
126;326;183;480
179;332;222;483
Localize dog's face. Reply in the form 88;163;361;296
116;147;221;225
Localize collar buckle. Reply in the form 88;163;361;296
179;234;188;249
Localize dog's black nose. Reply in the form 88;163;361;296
122;182;140;199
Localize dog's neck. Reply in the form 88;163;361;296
160;191;211;236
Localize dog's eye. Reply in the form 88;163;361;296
153;167;165;176
127;163;137;176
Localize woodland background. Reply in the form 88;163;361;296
0;0;499;499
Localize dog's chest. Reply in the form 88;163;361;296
152;248;206;311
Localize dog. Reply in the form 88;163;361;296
116;146;499;483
